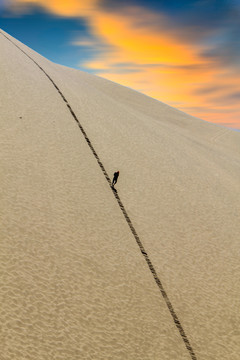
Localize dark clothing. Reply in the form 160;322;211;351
112;171;119;186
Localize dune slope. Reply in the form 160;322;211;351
0;29;240;360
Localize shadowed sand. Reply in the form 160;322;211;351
0;29;240;359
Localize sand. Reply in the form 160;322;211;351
0;28;240;359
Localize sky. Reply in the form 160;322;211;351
0;0;240;129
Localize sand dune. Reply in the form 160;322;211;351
0;29;240;359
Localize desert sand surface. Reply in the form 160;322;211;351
0;29;240;360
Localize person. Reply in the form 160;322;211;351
112;171;119;187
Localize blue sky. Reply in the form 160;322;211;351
0;6;96;69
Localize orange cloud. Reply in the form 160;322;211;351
91;11;204;66
82;8;240;128
83;10;214;106
10;0;98;16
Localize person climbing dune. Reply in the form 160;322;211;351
112;171;119;188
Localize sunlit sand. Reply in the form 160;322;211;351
1;29;240;359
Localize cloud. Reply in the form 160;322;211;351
202;34;240;68
81;9;212;99
0;0;8;9
104;1;240;70
83;6;209;78
84;6;240;127
8;0;99;16
211;91;240;106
